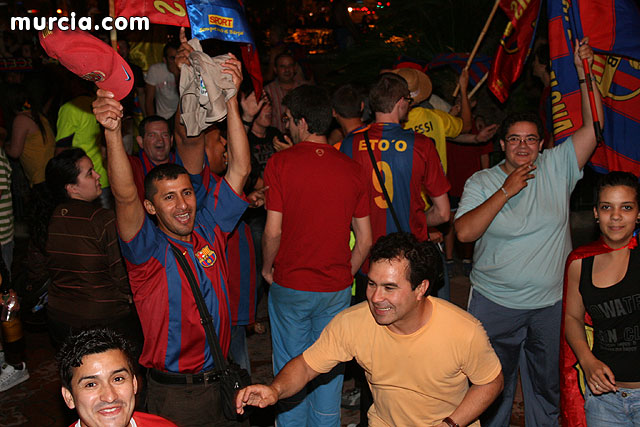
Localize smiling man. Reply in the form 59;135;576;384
127;116;174;202
454;39;603;426
92;52;251;426
58;328;176;427
237;233;503;427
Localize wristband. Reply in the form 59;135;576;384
500;186;509;200
242;119;252;127
578;78;586;84
443;417;459;427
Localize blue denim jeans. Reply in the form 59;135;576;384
468;289;561;427
268;282;351;427
585;387;640;426
229;325;250;375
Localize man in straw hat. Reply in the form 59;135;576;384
391;67;472;175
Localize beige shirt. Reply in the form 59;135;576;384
304;299;501;426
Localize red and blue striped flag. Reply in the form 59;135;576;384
548;0;640;175
554;1;640;425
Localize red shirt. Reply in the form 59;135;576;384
70;411;178;427
264;141;369;292
446;140;492;198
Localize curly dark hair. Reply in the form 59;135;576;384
369;232;443;294
57;328;135;391
595;171;640;204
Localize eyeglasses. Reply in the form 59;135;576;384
403;96;414;105
505;135;540;145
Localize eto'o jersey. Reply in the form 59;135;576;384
340;122;450;247
120;175;247;373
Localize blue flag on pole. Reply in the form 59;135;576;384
185;0;254;43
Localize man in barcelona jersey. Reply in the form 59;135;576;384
92;51;250;426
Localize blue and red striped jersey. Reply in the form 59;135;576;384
226;220;256;326
206;173;257;327
340;122;450;247
120;177;247;373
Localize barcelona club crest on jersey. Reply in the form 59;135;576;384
196;245;217;267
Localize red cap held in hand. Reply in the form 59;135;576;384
39;27;133;100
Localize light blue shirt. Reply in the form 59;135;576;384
455;137;582;309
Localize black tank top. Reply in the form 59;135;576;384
579;248;640;382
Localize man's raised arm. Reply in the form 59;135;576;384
223;55;251;195
173;27;205;175
571;37;604;170
92;89;144;241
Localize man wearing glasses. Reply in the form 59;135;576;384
340;72;451;262
454;39;603;426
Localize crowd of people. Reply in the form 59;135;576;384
0;10;636;427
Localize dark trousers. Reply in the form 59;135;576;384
147;371;249;427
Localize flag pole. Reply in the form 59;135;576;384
453;0;501;97
581;57;604;143
468;72;489;98
109;0;117;50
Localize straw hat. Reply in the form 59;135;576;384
391;68;433;104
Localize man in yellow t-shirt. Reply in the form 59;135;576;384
236;233;503;427
391;67;472;174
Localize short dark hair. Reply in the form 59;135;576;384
57;328;134;391
274;52;294;67
163;41;179;58
369;232;443;294
498;112;544;142
282;85;332;135
595;171;640;204
138;115;169;139
332;84;365;119
144;163;190;201
45;148;87;204
369;73;409;114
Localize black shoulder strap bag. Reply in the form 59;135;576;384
169;243;252;421
363;131;404;233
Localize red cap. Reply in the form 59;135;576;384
39;27;133;101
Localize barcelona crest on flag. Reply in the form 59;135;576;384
196;245;217;268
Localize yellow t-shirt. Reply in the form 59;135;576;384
403;107;463;174
20;115;55;186
304;299;501;427
56;96;109;187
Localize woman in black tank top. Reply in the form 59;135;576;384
565;171;640;426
